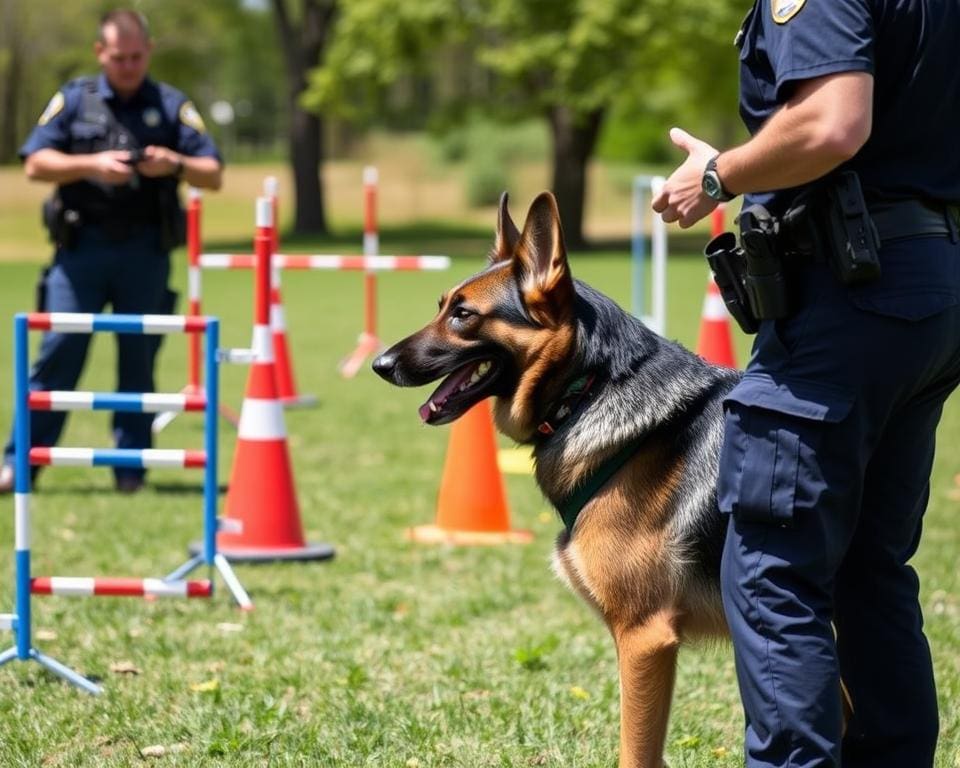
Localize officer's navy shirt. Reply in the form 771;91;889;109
20;73;220;223
738;0;960;214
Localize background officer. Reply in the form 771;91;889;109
0;8;222;495
652;0;960;765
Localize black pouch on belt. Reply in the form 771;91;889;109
822;171;882;285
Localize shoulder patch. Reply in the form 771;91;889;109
37;92;65;126
771;0;806;24
178;101;207;134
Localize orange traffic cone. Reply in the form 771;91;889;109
271;270;318;408
216;197;334;562
408;399;533;545
695;277;738;368
264;177;318;408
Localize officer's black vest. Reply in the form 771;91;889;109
58;77;179;229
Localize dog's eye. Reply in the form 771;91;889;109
451;306;475;321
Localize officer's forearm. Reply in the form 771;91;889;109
180;156;223;191
716;72;873;195
23;149;102;184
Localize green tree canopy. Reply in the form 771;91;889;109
304;0;745;245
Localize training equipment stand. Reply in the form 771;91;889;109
0;312;251;695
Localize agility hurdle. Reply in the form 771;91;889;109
0;312;252;695
631;175;668;335
187;169;451;381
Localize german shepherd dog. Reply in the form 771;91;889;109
373;192;740;768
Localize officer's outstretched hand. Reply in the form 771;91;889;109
92;151;136;186
137;146;182;179
652;127;719;229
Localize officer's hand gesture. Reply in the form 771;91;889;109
92;151;135;186
652;128;720;229
136;146;182;179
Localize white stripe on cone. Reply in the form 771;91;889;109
237;398;287;440
702;290;729;321
271;302;286;331
251;324;274;364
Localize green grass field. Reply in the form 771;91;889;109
0;162;958;767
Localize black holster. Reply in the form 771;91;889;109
703;172;882;334
42;194;81;250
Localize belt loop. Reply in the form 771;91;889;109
947;206;959;244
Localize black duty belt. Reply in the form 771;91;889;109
868;199;960;242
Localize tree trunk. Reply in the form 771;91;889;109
547;105;605;250
271;0;337;235
0;1;22;163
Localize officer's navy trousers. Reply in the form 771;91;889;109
719;233;960;768
3;225;171;483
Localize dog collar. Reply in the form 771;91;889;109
537;374;596;436
555;438;644;533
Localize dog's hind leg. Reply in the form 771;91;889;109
614;610;681;768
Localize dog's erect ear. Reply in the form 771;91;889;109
491;192;521;264
514;192;574;326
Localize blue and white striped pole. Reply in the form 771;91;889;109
14;313;30;662
203;319;218;569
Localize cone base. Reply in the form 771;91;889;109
188;540;335;563
280;393;319;408
406;524;533;546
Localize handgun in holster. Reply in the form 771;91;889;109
41;194;81;250
738;205;790;321
704;232;759;334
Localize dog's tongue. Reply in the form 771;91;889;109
418;363;479;421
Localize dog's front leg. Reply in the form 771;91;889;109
614;610;680;768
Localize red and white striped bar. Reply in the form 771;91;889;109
27;313;209;334
199;254;450;271
30;391;206;413
31;577;212;598
30;447;206;469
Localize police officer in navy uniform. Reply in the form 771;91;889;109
653;0;960;765
0;9;222;495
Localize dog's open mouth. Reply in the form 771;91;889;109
419;359;498;425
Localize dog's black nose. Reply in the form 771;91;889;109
372;351;397;380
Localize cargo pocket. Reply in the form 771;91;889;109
718;373;854;526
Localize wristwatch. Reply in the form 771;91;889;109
702;154;734;202
172;158;185;180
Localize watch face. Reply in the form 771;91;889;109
702;171;723;200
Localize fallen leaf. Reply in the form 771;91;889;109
569;686;590;700
190;679;220;693
216;622;244;633
36;629;57;641
712;746;729;758
110;661;141;675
